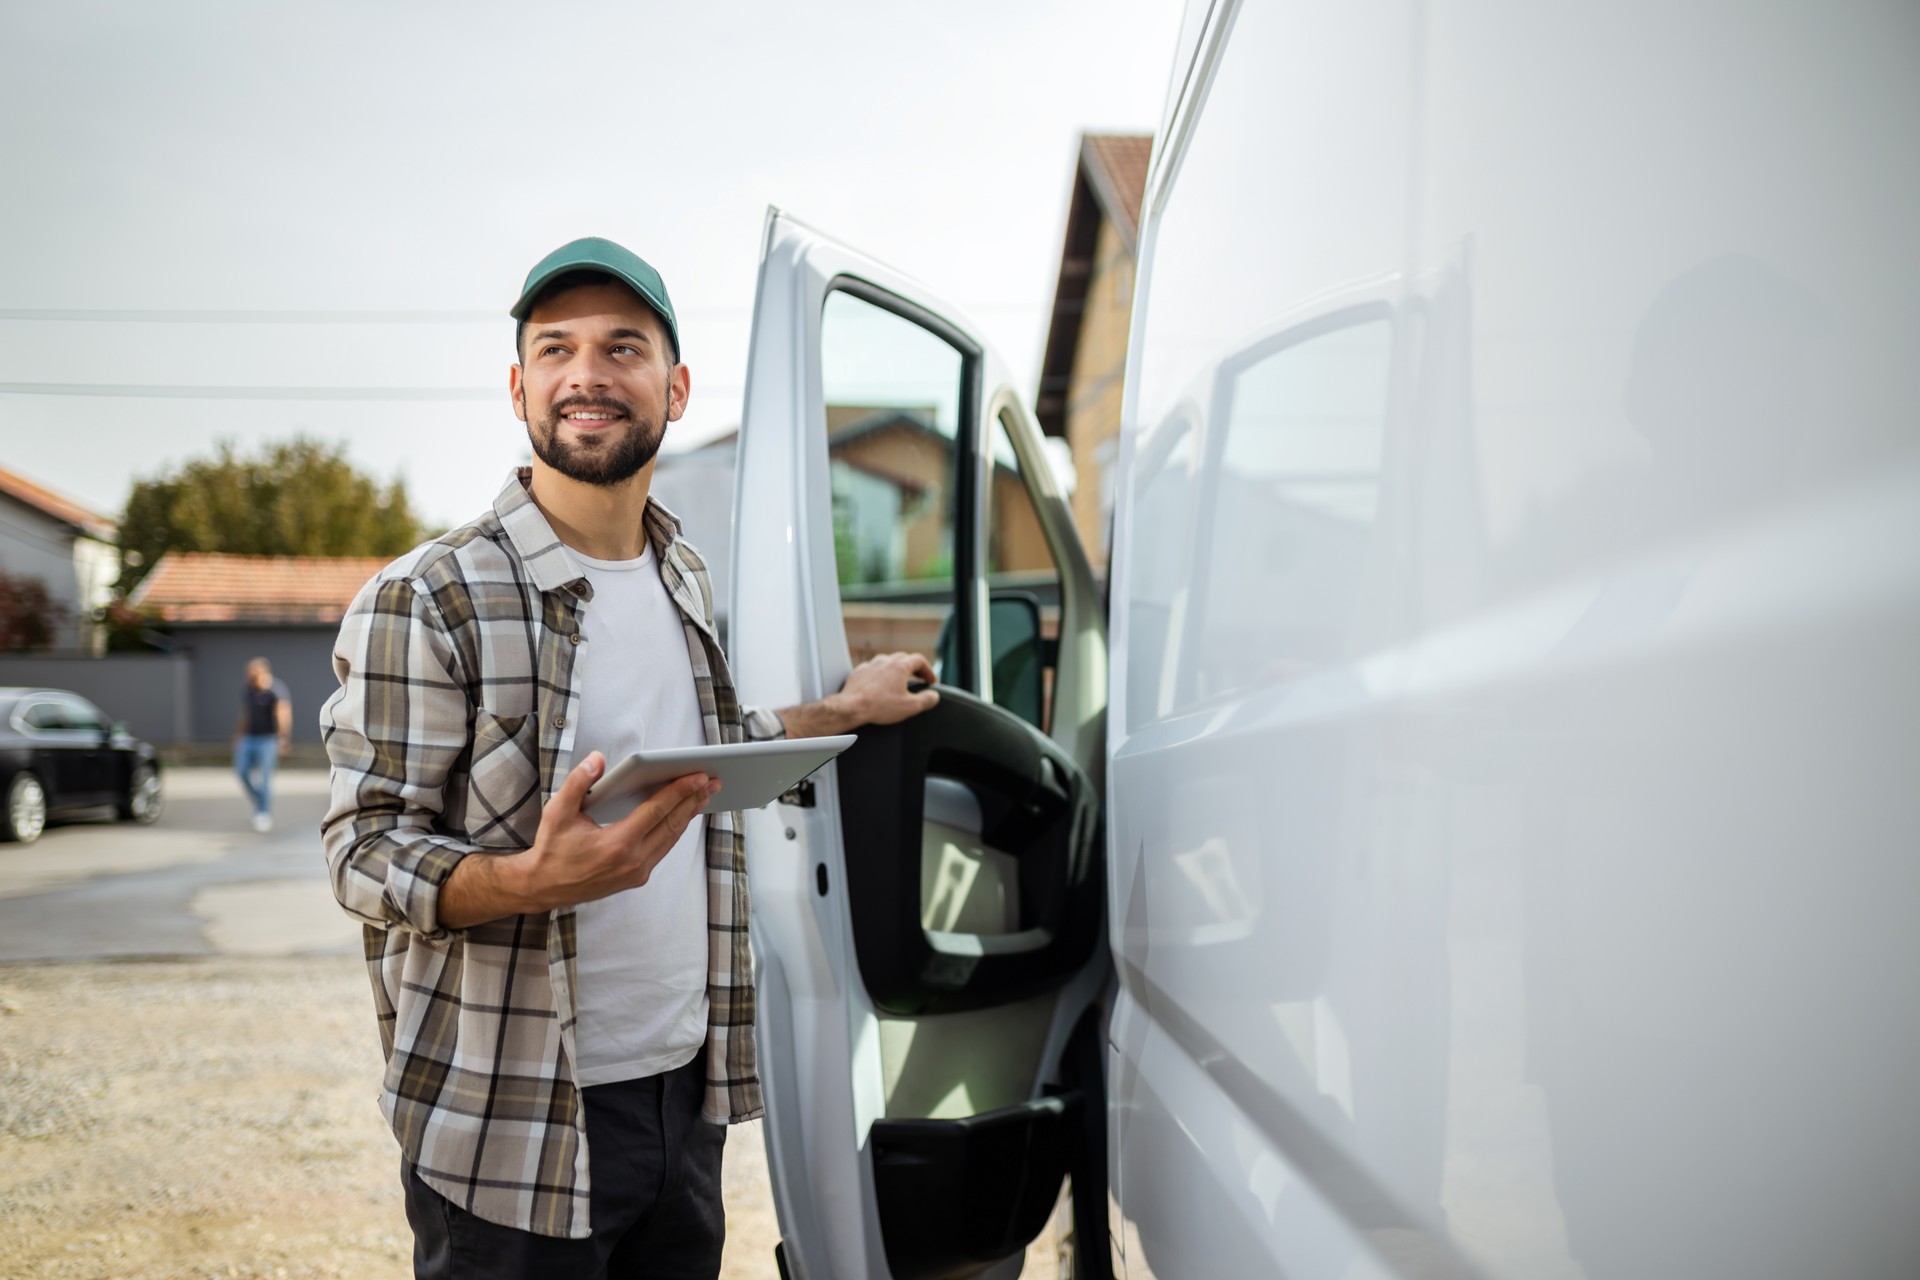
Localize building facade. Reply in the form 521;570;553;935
1034;132;1153;576
0;466;119;653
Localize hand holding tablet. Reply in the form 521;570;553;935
583;735;857;820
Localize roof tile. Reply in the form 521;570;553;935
0;466;116;541
130;551;389;624
1082;133;1154;243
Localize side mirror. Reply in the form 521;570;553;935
935;592;1047;730
986;594;1044;729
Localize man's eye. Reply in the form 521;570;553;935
540;345;566;357
611;344;639;356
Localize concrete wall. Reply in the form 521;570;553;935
171;626;340;744
0;627;368;747
0;653;191;743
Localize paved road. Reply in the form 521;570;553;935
0;766;357;962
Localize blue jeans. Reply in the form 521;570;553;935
234;734;278;816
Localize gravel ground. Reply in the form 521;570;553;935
0;955;780;1280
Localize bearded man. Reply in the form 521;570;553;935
320;237;936;1279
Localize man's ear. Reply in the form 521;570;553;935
666;362;691;423
508;363;528;424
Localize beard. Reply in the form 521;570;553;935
528;392;667;486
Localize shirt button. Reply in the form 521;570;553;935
553;716;567;730
569;632;583;645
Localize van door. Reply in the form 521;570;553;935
731;210;1111;1280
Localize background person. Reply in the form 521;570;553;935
233;657;290;833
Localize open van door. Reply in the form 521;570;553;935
730;209;1111;1280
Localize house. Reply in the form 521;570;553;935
1034;131;1153;573
130;552;387;745
0;466;119;652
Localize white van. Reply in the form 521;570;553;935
730;2;1920;1277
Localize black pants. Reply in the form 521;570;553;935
403;1054;727;1280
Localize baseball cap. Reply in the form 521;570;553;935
510;236;681;360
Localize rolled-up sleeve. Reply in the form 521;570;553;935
319;574;482;940
740;704;787;743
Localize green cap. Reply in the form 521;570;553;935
510;236;680;359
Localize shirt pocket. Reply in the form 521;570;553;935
466;707;542;848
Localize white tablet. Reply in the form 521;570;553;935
583;735;857;819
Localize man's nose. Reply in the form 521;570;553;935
565;348;613;390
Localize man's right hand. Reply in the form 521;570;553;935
438;751;719;930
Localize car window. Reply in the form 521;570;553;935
981;407;1065;731
20;700;65;731
56;697;108;731
820;286;970;684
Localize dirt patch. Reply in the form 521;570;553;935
0;955;779;1280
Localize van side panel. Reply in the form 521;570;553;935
1109;2;1920;1277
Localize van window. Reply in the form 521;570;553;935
1185;317;1393;706
1123;421;1195;731
981;408;1063;731
820;288;968;675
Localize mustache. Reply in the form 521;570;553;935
549;394;634;419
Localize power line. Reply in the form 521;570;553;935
0;383;497;401
0;382;746;400
0;307;751;324
0;309;500;324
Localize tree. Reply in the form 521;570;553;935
117;436;429;594
0;572;66;652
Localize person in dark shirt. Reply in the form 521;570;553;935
233;657;291;832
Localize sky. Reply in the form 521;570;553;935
0;0;1180;531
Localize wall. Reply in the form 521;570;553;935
1064;215;1137;573
0;652;190;743
0;491;90;649
171;626;340;744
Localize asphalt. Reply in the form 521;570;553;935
0;766;355;962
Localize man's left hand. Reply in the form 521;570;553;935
778;651;940;738
838;651;939;726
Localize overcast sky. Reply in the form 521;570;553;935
0;1;1179;529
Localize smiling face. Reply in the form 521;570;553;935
509;277;689;487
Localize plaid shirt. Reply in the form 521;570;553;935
319;469;782;1239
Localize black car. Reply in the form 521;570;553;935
0;687;164;844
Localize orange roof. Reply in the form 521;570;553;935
0;466;115;541
130;551;389;624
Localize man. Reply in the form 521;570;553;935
233;656;290;833
319;237;937;1278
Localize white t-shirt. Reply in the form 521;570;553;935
569;545;711;1087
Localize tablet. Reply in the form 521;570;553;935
583;735;857;819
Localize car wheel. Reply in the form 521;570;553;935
3;772;47;844
118;764;163;825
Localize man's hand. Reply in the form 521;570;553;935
839;652;940;726
778;651;940;738
439;751;719;929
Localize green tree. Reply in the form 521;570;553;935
117;436;429;594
